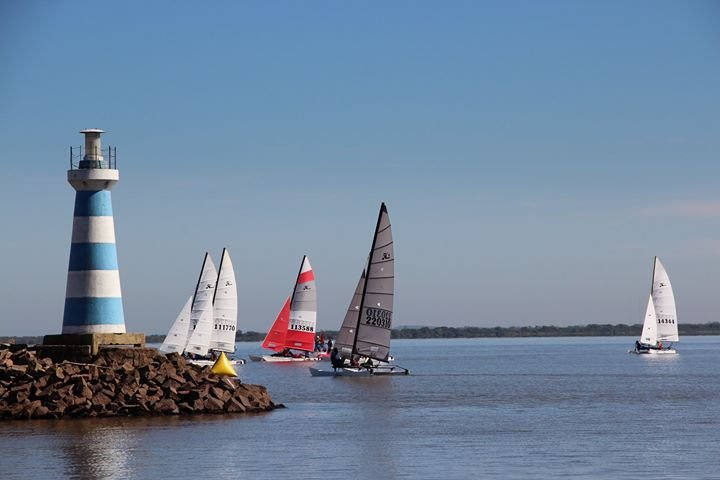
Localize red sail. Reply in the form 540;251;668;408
261;296;290;352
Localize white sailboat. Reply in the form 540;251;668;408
160;250;245;365
631;256;678;355
310;203;408;377
191;248;244;366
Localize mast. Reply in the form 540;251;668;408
352;203;386;355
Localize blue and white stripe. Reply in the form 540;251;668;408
62;189;126;334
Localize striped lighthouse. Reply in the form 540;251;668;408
62;129;126;334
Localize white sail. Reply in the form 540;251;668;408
209;248;237;353
287;255;318;350
159;295;193;354
185;253;217;356
185;305;214;356
639;294;657;346
652;257;678;342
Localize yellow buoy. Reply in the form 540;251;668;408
211;352;238;377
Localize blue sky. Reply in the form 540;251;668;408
1;1;719;336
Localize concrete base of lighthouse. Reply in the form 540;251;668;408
42;332;145;356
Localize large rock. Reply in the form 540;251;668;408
0;345;278;420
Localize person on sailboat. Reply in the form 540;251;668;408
330;347;344;369
272;347;293;358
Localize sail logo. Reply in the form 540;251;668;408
365;307;392;329
382;252;391;260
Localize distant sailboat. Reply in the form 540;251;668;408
249;255;321;362
160;250;244;365
631;256;678;355
310;203;408;376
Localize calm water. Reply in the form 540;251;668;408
1;337;719;479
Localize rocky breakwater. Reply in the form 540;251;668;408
0;344;281;420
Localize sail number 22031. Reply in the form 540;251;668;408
365;307;392;329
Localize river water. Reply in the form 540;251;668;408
1;336;719;479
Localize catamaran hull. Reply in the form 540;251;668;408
249;354;322;362
630;349;677;355
188;358;246;366
309;366;409;377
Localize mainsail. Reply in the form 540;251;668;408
286;256;317;352
260;255;318;352
209;248;237;353
336;203;394;362
354;203;394;361
651;257;678;342
185;253;217;356
639;294;658;346
159;295;193;354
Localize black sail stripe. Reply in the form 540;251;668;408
371;258;394;265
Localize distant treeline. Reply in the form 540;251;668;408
142;331;268;343
3;323;719;345
390;323;720;338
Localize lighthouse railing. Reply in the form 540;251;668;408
69;146;117;170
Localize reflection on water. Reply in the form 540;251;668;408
2;337;720;479
54;419;132;480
